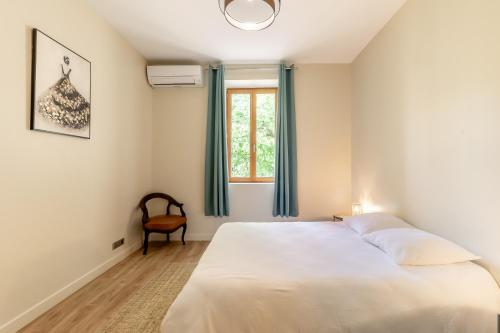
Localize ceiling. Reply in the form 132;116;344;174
87;0;407;64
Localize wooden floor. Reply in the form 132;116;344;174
19;241;209;333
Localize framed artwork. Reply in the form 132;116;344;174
30;29;91;139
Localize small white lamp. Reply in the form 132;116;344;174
352;203;364;216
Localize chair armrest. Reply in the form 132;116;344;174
167;201;186;217
139;192;186;220
139;204;150;224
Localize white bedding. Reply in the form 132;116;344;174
161;222;499;333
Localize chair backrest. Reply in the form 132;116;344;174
138;193;185;224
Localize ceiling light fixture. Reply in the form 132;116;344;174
219;0;281;31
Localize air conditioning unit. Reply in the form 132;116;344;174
146;65;204;87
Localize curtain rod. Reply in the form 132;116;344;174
206;64;296;71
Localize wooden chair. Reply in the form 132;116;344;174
139;193;187;255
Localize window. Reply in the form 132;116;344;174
227;88;277;183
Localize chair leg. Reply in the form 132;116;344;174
181;224;187;245
166;233;170;243
143;231;150;255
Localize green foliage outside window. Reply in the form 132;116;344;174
230;94;250;177
256;94;275;177
229;90;276;180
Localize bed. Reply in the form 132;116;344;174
161;222;499;333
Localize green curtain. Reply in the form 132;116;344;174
204;65;230;217
273;64;298;217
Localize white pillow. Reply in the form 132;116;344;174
344;212;413;235
362;228;480;266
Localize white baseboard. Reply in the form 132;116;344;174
165;232;214;241
0;240;142;333
150;232;214;242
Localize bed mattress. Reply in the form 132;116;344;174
161;222;499;333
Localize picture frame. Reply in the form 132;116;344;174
30;29;92;139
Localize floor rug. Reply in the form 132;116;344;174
97;262;197;333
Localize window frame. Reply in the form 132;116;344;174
226;87;277;183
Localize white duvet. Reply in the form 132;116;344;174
161;222;499;333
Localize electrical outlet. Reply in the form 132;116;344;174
112;238;125;250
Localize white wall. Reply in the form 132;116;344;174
152;64;351;239
0;1;153;332
352;0;500;282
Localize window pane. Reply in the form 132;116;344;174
256;93;276;178
230;93;251;178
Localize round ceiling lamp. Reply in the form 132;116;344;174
219;0;281;31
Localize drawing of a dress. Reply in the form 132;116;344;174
37;58;90;130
